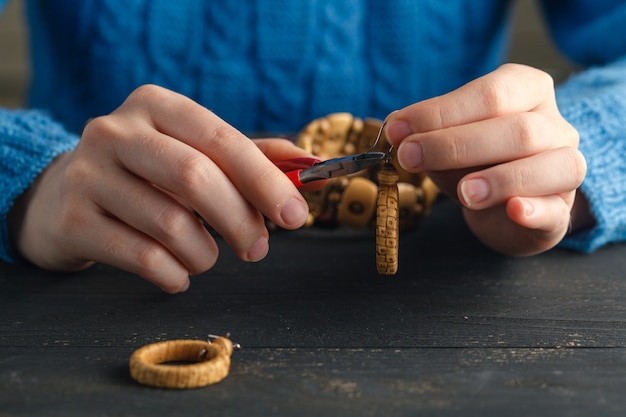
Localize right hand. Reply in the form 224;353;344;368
9;85;312;293
385;64;587;256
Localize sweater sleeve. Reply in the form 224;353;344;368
556;57;626;252
537;1;626;252
0;109;79;262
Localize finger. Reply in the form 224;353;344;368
253;138;315;161
90;166;221;274
506;195;573;236
457;147;586;209
462;205;565;257
122;85;309;230
253;138;329;192
395;111;567;172
75;212;192;294
83;116;270;260
386;64;557;143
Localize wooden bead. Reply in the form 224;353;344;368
421;176;439;213
376;162;400;275
323;112;356;156
296;112;353;159
344;117;364;154
337;177;378;228
397;182;421;229
129;337;233;389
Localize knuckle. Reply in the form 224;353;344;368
128;84;167;104
501;62;554;88
479;76;509;115
514;112;542;150
172;153;212;194
446;133;470;166
232;212;264;243
56;203;89;239
426;105;446;131
154;205;194;240
226;212;266;255
499;62;524;73
205;122;244;152
535;67;555;90
133;243;170;279
548;147;587;189
61;154;92;189
82;115;119;143
568;148;587;185
564;122;580;147
512;164;534;191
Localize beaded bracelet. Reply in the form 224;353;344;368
295;112;438;233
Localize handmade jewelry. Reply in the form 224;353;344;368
129;335;237;389
376;160;400;275
294;113;438;274
295;113;437;231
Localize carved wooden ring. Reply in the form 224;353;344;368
129;337;233;389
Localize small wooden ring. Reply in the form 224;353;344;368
129;337;233;389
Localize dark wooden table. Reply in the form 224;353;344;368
1;198;626;416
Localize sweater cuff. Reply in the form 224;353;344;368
0;109;80;263
557;58;626;252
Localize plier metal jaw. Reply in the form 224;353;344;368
276;152;386;188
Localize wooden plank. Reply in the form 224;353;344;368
1;346;625;416
2;200;626;351
2;199;626;415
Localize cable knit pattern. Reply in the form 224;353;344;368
25;0;514;134
1;0;626;262
255;1;317;131
557;57;626;252
307;1;366;122
199;2;257;128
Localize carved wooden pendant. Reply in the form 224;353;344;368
376;161;400;275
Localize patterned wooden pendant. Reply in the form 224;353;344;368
376;161;400;275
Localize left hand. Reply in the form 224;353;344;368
385;63;587;256
8;85;317;293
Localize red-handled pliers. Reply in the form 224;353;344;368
275;152;386;188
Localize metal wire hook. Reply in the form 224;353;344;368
366;119;387;154
208;333;241;350
385;145;395;163
366;118;395;164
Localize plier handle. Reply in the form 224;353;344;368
275;152;386;188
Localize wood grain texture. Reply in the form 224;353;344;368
2;199;626;416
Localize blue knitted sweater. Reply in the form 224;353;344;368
1;0;626;262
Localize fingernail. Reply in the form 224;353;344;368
280;197;309;228
246;235;269;262
385;120;412;143
178;279;190;293
520;198;534;217
460;178;490;207
398;142;423;170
